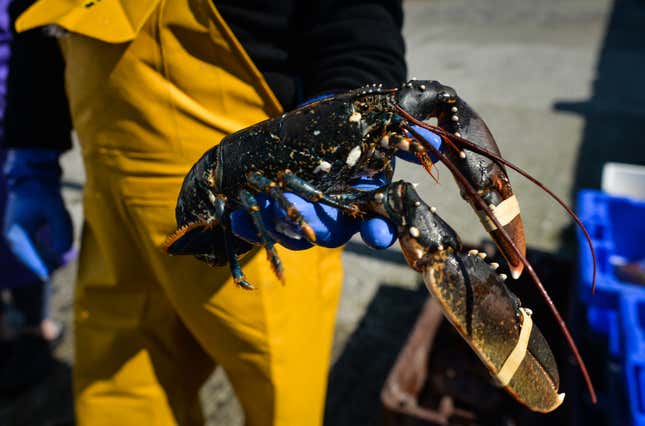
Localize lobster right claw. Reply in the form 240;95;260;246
397;80;526;278
440;97;526;279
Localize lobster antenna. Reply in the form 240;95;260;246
406;124;597;404
445;130;597;294
399;109;597;295
420;127;463;156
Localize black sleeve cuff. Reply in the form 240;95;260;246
2;0;72;151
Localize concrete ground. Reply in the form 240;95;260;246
2;0;644;424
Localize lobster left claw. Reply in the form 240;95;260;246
397;81;526;278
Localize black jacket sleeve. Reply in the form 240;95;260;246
297;0;407;99
218;0;407;109
2;0;72;151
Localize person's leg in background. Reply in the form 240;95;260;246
0;145;64;391
11;281;63;343
0;148;61;391
0;282;53;391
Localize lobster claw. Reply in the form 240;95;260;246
419;248;564;413
439;97;526;279
370;181;563;412
397;80;526;278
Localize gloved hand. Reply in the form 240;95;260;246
230;97;443;251
231;174;398;251
3;149;74;281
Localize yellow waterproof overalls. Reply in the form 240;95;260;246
18;1;343;425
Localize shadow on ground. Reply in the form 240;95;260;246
325;284;428;426
555;1;645;424
555;0;645;197
325;244;576;426
0;360;74;426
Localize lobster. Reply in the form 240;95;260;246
163;80;597;413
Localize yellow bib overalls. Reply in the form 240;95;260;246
18;1;343;425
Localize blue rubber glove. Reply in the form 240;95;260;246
348;174;399;248
230;174;397;251
297;93;334;107
3;149;74;281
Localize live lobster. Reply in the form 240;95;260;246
163;79;597;412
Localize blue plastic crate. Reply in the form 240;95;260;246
577;190;645;337
620;292;645;357
605;266;645;424
586;306;622;356
623;355;645;425
607;360;631;426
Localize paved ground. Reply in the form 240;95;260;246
3;0;644;424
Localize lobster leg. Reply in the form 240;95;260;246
360;180;564;412
224;228;254;290
238;189;285;283
246;172;317;242
164;192;258;286
278;170;362;216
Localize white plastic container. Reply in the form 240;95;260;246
601;162;645;200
